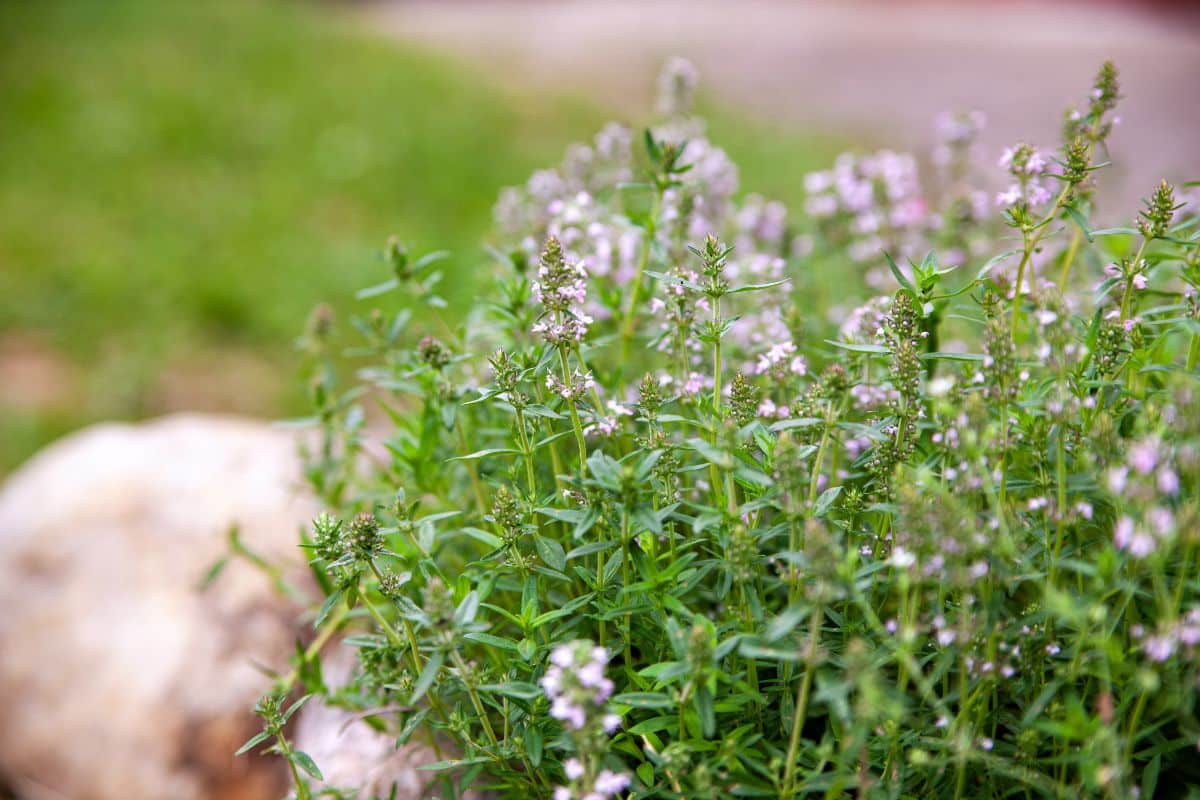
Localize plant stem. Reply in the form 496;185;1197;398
558;347;588;473
450;650;500;746
1119;239;1149;323
782;606;823;797
1012;184;1073;341
514;407;538;500
621;512;633;668
1057;224;1083;290
1050;421;1068;584
276;602;350;691
807;402;835;509
712;295;723;415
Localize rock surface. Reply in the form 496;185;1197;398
291;649;479;800
0;414;318;800
0;414;482;800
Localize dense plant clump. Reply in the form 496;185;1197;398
247;60;1200;798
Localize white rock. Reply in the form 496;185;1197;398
0;414;468;800
0;414;316;800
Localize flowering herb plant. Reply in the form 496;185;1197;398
247;60;1200;799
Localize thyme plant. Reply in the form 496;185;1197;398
246;60;1200;799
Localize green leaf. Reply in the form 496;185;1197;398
566;540;618;561
356;278;400;299
976;249;1018;280
235;730;271;756
536;506;585;524
412;249;452;271
727;278;791;294
884;251;918;296
395;709;429;747
694;685;716;738
525;725;544;767
645;270;703;292
1063;205;1094;242
769;417;823;431
282;693;314;723
410;650;444;704
198;556;229;589
628;716;674;735
476;681;541;700
813;485;842;518
613;691;674;709
448;448;520;462
463;632;519;651
920;351;985;362
418;757;492;772
459;527;503;549
586;450;622;488
454;590;479;626
739;643;804;662
824;340;890;355
314;589;344;629
534;536;567;571
643;128;662;163
291;751;324;781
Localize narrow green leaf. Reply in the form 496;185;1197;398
235;730;271;756
824;340;890;355
410;650;444;704
534;536;567;571
291;751;324;781
613;691;674;709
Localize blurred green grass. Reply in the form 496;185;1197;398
0;0;845;474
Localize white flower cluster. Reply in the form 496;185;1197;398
1109;436;1181;560
541;641;620;732
996;143;1052;208
547;369;596;402
803;150;928;264
497;59;805;395
532;248;594;347
541;642;630;800
553;765;631;800
1135;609;1200;664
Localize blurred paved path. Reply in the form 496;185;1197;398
366;0;1200;210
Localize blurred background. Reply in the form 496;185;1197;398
2;0;1199;476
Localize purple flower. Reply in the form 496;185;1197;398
1127;440;1159;475
594;771;631;795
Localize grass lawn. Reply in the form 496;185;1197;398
0;0;846;474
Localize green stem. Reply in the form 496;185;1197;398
807;402;835;509
277;733;313;800
276;603;349;691
782;606;823;797
450;650;500;746
712;295;723;415
1057;224;1083;290
1119;239;1150;323
514;407;538;500
1050;422;1068;584
621;512;632;668
1012;183;1074;340
557;347;588;473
